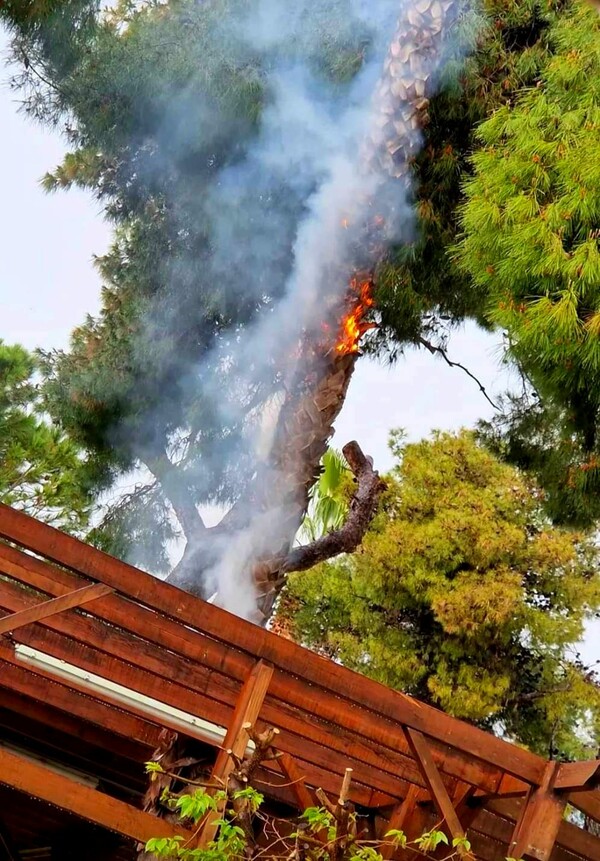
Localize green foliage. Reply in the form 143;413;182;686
0;340;91;532
299;448;353;543
458;2;600;518
278;430;600;757
145;779;471;861
373;0;573;352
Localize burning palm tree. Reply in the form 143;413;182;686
241;0;459;621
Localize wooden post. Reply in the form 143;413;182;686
509;762;566;861
197;659;273;847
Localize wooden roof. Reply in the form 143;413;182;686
0;502;600;861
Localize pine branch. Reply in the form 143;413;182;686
417;336;499;411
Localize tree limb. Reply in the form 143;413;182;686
146;451;207;539
280;441;385;574
417;336;499;411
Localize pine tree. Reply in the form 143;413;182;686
0;341;91;532
276;430;600;758
458;1;600;522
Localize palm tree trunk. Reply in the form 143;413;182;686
245;0;459;621
167;0;458;622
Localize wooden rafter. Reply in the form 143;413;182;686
0;505;546;785
554;760;600;792
404;728;466;846
0;746;184;844
0;541;497;798
0;582;113;636
509;762;566;861
2;505;600;861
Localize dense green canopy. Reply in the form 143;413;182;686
458;2;600;526
0;341;91;532
1;0;589;570
278;431;600;757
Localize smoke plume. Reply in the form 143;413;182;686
29;0;472;618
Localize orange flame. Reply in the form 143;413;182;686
335;276;376;355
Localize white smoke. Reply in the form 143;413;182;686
95;0;473;618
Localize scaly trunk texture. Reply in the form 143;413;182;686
167;0;458;622
245;0;459;620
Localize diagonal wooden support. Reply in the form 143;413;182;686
509;762;565;861
404;728;467;848
277;751;315;813
197;659;273;847
0;582;113;636
381;784;422;860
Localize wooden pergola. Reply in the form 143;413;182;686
1;503;600;861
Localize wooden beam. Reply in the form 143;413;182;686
405;728;466;845
0;543;515;799
555;760;600;792
0;686;151;764
0;544;489;798
509;762;565;861
569;787;600;823
211;660;273;782
381;785;421;860
474;773;529;801
486;797;600;861
0;505;546;786
0;583;112;635
197;661;273;847
0;648;163;749
0;745;185;844
277;752;315;813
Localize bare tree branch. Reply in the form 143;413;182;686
417;336;499;411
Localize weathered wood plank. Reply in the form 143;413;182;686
0;651;163;748
0;505;546;785
0;583;112;635
405;728;466;844
0;745;184;843
0;551;497;796
0;543;502;795
554;760;600;792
